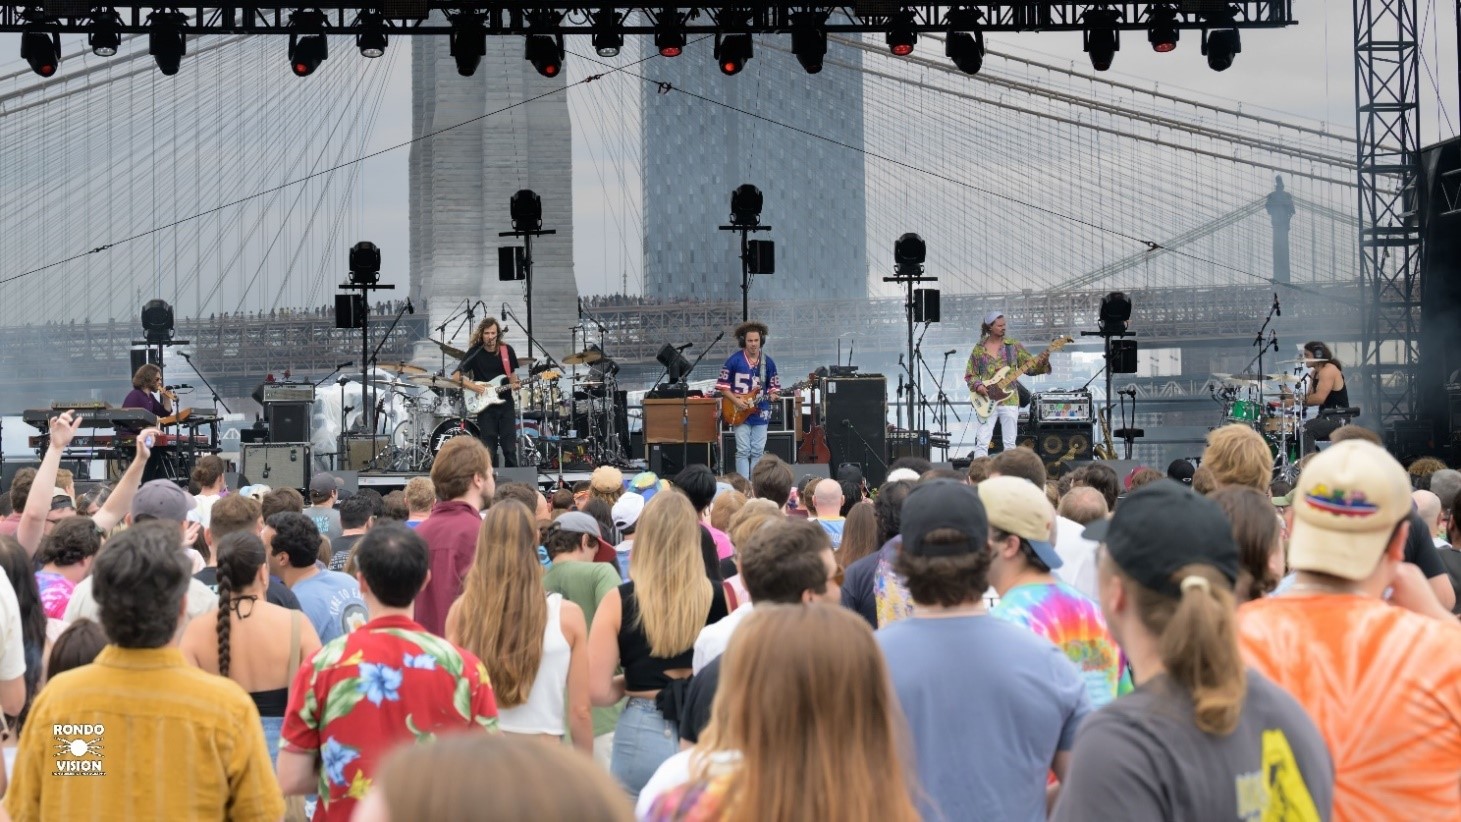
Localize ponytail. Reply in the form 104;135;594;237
215;561;233;678
1132;563;1246;735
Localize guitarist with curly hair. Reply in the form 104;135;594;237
452;317;521;467
965;311;1050;458
717;321;780;477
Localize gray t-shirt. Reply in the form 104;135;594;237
1052;671;1334;822
307;505;342;543
876;614;1090;822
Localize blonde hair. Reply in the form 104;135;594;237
728;499;781;554
376;734;632;821
1104;555;1247;735
629;491;713;657
698;605;920;822
404;476;436;512
1202;425;1273;493
710;490;748;532
452;500;546;707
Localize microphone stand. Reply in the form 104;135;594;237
178;351;231;414
912;322;932;431
920;349;963;458
840;419;888;475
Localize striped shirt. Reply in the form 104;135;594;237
4;645;284;822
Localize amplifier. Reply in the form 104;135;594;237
887;430;932;462
241;443;310;490
340;435;390;472
1033;391;1094;424
262;384;316;404
720;431;795;474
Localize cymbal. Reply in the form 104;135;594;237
429;338;467;359
563;348;603;366
409;373;458;389
1266;373;1304;385
378;361;427;376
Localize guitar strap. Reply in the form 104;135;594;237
498;344;513;380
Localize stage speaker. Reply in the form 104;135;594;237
747;240;775;275
649;443;715;477
340;435;390;471
1036;426;1094;476
912;288;941;323
128;345;162;376
495;467;541;488
335;294;365;329
266;402;311;443
241;444;309;490
823;376;888;486
987;421;1037;455
720;431;795;474
1109;339;1139;374
498;246;525;281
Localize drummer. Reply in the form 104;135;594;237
453;317;521;467
1283;341;1350;448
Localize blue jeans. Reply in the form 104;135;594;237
733;423;768;477
611;697;680;800
260;716;283;763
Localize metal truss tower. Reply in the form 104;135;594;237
1354;0;1422;425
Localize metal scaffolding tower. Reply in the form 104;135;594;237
1354;0;1422;425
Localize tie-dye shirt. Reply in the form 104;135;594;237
873;538;915;628
991;581;1132;707
34;571;76;620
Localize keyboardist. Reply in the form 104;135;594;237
120;363;174;481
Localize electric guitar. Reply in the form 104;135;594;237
458;370;561;416
969;336;1073;423
722;380;811;428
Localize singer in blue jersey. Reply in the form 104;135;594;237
716;321;781;476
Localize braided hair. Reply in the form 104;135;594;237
214;531;267;679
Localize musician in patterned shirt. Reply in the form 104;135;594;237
965;311;1049;458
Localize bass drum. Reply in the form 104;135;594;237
429;419;480;456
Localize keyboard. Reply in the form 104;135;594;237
22;408;159;430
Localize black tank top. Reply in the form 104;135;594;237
1319;368;1349;411
617;580;729;692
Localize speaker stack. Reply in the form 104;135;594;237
823;375;888;486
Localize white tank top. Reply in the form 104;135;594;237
499;593;571;735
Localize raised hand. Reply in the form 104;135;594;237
134;427;162;462
49;411;83;451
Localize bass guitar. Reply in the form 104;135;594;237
458;370;561;416
969;336;1074;423
796;373;830;463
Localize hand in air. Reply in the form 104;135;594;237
134;427;162;461
182;519;202;548
49;411;83;450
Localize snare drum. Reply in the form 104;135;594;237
429;419;479;455
1224;399;1260;424
433;392;464;419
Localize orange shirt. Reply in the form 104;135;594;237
1238;594;1461;821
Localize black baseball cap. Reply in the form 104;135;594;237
901;480;990;557
1082;481;1238;597
1166;458;1196;486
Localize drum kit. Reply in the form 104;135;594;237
354;340;627;473
1212;362;1312;479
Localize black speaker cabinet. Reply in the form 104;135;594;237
335;294;366;329
648;443;715;476
128;345;162;377
266;402;311;443
887;430;932;462
1035;425;1094;477
719;430;795;474
913;288;941;323
823;376;888;486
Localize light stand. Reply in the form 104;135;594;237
1080;291;1137;461
499;189;557;366
338;242;393;465
717;183;773;322
882;233;935;434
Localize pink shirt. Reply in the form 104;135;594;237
707;526;735;561
0;513;21;537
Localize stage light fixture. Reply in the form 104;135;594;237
894;233;926;276
348;241;382;285
510;189;543;232
945;31;984;75
716;33;752;76
790;12;826;74
525;33;564;77
1098;290;1132;334
20;28;60;77
141;299;175;343
1147;6;1179;52
656;10;686;57
886;14;917;57
450;15;486;76
89;12;122;57
289;34;328;76
1203;28;1241;71
592;9;623;57
356;13;388;58
1082;9;1120;72
729;184;763;227
148;12;187;76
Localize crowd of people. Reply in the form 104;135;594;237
0;411;1457;820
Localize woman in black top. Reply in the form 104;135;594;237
588;490;728;800
452;317;521;467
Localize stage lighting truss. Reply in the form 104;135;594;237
1202;25;1241;71
1146;5;1178;52
449;13;486;75
885;11;916;56
944;8;984;75
789;11;826;74
146;10;186;76
654;8;686;57
356;11;387;57
525;30;564;76
88;11;122;57
592;7;623;57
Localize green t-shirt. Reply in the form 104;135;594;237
543;560;625;737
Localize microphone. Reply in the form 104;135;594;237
1273;293;1281;317
165;384;192;390
841;419;853;428
1119;387;1136;397
944;349;957;356
898;353;905;367
335;360;353;369
674;342;694;352
178;351;193;359
406;298;414;315
501;302;509;320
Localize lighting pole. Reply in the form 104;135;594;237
717;183;773;322
499;189;556;363
883;233;935;430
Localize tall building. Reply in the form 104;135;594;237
410;35;577;365
642;37;866;303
